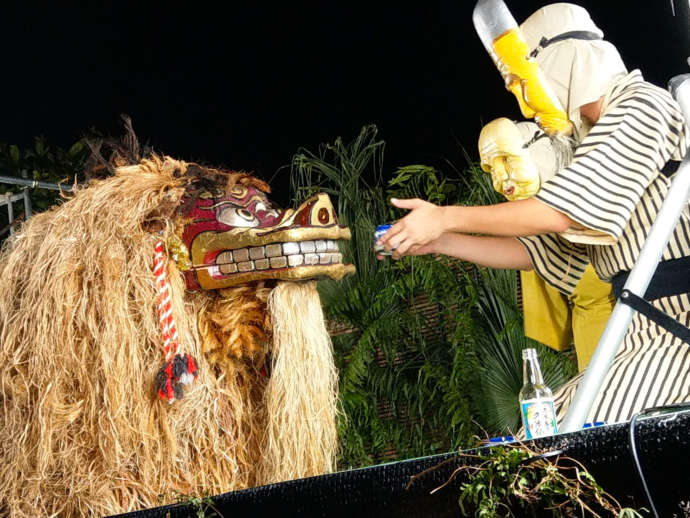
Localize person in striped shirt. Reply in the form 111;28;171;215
376;3;690;426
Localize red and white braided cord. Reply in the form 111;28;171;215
153;240;180;361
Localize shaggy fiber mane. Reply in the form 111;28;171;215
0;156;337;517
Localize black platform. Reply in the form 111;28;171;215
109;411;690;518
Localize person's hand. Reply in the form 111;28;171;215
377;198;445;259
375;240;439;260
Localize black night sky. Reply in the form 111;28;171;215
2;2;689;206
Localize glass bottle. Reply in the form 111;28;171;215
519;348;558;439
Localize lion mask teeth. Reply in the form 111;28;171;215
213;240;343;275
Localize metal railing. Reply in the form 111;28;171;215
0;173;73;236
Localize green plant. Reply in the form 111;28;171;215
289;125;577;467
162;490;224;518
0;136;91;239
445;161;577;436
387;164;461;206
0;137;90;210
290;126;482;467
422;443;644;518
468;267;576;435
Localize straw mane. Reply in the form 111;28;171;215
0;155;338;517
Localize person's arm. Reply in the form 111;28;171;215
399;233;533;270
378;197;573;257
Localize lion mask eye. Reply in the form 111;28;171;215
217;207;259;227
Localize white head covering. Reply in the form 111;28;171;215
519;3;627;140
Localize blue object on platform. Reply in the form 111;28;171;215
582;421;606;429
487;435;515;444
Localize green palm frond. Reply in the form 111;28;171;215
288;125;576;466
469;268;576;435
291;124;388;284
289;127;484;465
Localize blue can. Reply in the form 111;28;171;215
374;224;393;256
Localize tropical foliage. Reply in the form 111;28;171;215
469;267;576;434
0;137;90;235
290;125;576;469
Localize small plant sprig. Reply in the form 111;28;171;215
411;441;644;518
160;490;224;518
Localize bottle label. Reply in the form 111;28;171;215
521;398;558;439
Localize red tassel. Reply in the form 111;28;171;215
186;354;197;376
154;353;199;403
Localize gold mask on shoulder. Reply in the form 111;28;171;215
478;117;540;201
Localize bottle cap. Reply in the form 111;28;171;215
522;348;537;360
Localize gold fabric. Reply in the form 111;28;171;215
569;264;616;371
521;264;614;371
521;270;572;351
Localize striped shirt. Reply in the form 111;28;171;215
518;70;690;295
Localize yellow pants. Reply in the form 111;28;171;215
521;265;615;371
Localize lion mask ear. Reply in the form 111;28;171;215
233;172;271;194
182;164;272;195
83;114;154;179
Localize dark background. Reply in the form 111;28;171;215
2;2;689;206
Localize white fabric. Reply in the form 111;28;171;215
519;3;627;141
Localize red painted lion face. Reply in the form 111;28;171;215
176;165;354;290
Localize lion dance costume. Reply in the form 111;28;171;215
0;146;355;516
